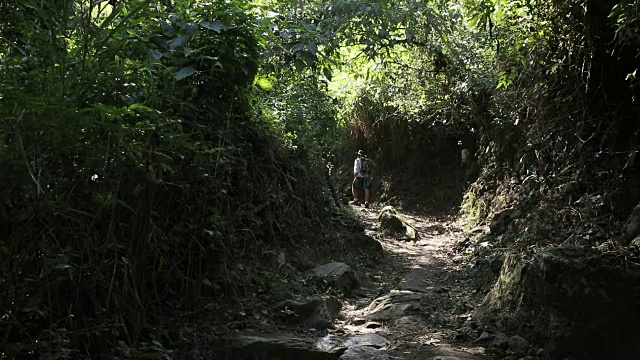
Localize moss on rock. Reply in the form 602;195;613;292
378;206;417;240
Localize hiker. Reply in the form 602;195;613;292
351;150;373;208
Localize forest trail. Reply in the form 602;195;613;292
217;204;524;359
340;205;488;359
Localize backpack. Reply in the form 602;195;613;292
360;158;369;175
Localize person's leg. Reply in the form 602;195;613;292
351;177;362;204
363;178;372;207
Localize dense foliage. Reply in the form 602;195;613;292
0;1;340;358
328;0;640;239
2;0;640;358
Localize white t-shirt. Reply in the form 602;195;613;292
353;157;367;178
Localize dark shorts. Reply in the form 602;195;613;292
353;176;370;190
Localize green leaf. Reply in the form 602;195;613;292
200;21;235;33
128;104;154;112
169;35;192;50
254;76;274;90
308;42;318;56
175;66;196;80
323;67;332;81
150;50;163;61
495;6;505;23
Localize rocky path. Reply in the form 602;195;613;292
215;202;637;360
341;206;487;360
219;205;519;359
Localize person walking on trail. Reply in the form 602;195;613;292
351;150;373;208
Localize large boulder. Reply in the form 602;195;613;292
316;334;389;353
274;295;342;329
378;206;417;240
216;333;390;359
341;334;389;349
393;315;427;331
349;233;383;256
365;290;427;322
308;262;359;294
220;335;343;360
339;345;390;360
474;245;640;358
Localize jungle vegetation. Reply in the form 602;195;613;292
1;0;639;357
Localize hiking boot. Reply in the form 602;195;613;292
364;202;369;208
350;200;361;206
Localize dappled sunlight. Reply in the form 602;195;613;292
3;0;633;357
331;205;487;359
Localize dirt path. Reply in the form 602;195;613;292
339;205;488;359
215;205;496;360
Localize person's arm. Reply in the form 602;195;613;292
353;158;360;178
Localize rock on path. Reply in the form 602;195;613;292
308;261;359;294
218;206;496;360
348;205;493;360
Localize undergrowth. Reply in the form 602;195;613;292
459;0;640;249
0;1;343;358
